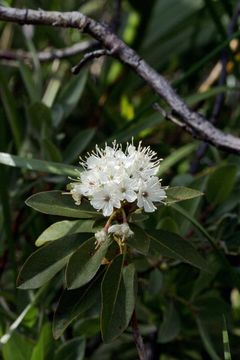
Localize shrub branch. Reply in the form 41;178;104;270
1;6;240;153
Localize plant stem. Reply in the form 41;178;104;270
131;309;146;360
104;211;117;232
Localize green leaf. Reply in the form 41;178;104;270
186;86;240;106
53;70;87;126
158;302;181;343
120;95;135;120
53;273;102;339
2;332;34;360
17;234;90;289
74;317;100;338
0;71;22;150
165;186;204;205
172;203;216;248
148;268;163;295
173;203;240;287
127;224;150;255
30;323;54;360
101;255;136;342
0;152;77;176
158;143;196;176
148;229;207;270
206;165;238;204
19;61;40;103
108;112;164;143
157;216;179;233
196;318;221;360
66;237;110;289
194;294;230;322
27;102;53;133
42;138;62;162
22;306;38;328
63;128;96;164
191;258;220;300
25;191;100;219
36;219;95;246
223;316;232;360
54;338;85;360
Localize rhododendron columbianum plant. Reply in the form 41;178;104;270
21;139;204;345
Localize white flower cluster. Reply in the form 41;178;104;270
70;141;166;217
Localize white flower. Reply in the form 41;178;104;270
95;229;107;247
70;183;82;205
69;140;166;217
78;170;100;196
90;185;122;217
108;223;134;239
137;177;166;213
118;178;138;203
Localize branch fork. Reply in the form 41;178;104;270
0;5;240;154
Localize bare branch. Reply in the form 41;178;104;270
0;40;96;63
153;103;188;129
1;6;240;153
190;0;240;173
72;48;112;74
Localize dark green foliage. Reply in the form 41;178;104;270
66;237;110;289
1;1;240;359
101;256;136;343
17;233;91;289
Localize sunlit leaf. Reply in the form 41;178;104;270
36;219;95;246
30;323;54;360
165;186;204;205
0;152;77;176
17;234;90;289
26;191;100;219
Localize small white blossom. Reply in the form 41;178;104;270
137;177;167;213
118;178;138;203
70;183;82;205
90;185;122;217
108;223;134;239
69;140;166;217
94;229;107;247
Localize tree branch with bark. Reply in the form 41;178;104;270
0;5;240;154
0;40;96;63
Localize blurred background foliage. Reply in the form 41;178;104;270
1;0;240;359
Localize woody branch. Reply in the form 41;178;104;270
0;5;240;154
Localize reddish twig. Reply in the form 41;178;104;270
131;309;146;360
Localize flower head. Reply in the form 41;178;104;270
94;229;107;247
108;223;134;239
69;140;166;217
